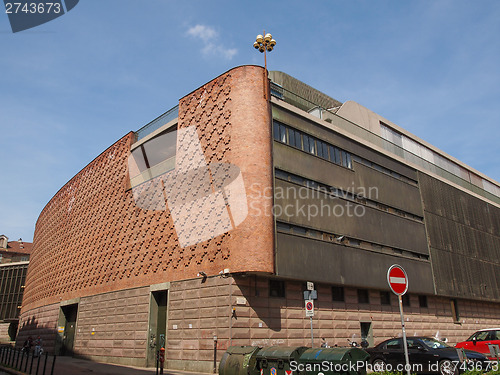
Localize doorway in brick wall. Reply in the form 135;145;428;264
57;303;78;356
147;290;167;367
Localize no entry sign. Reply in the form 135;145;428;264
387;265;408;295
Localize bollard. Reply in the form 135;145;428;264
42;352;48;375
156;350;159;375
50;355;56;375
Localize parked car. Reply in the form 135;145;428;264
366;336;487;375
455;328;500;359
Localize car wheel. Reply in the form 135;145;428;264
439;359;458;375
372;358;387;372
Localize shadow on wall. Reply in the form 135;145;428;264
15;316;59;355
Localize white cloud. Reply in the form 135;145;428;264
186;24;238;60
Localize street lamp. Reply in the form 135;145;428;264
253;31;276;100
253;32;277;71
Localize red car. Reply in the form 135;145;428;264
456;328;500;359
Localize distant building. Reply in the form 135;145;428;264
17;66;500;372
0;235;31;342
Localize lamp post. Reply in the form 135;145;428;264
253;31;276;99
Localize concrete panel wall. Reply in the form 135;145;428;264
275;233;434;294
419;172;500;302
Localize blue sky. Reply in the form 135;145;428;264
1;0;499;242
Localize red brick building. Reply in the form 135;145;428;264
17;66;500;372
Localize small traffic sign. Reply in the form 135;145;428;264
387;264;408;295
305;299;314;317
307;281;314;291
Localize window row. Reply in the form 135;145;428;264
276;221;429;261
273;121;352;169
269;280;429;308
275;169;423;222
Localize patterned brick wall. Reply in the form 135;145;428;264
21;65;274;316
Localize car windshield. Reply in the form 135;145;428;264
421;338;450;349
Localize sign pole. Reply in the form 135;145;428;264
388;265;410;375
310;316;314;347
398;294;411;375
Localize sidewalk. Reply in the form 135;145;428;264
1;356;211;375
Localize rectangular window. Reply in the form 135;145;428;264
279;123;287;143
307;136;316;154
419;295;428;308
294;131;302;149
380;291;391;305
269;280;285;298
357;289;369;304
341;151;348;168
288;128;297;148
402;294;410;307
317;141;325;158
303;135;310;153
332;286;345;302
345;153;352;169
273;122;280;141
322;142;329;160
334;148;341;165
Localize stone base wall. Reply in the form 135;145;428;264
0;322;13;342
17;303;59;352
16;275;500;372
74;286;150;367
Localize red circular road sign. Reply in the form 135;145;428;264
306;301;313;310
387;265;408;295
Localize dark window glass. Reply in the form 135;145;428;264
269;280;285;298
345;153;352;169
132;128;177;173
386;339;401;349
332;286;345;302
402;294;410;307
380;291;391;305
303;135;310;152
276;222;291;232
307;136;316;154
334;148;341;165
322;142;329;160
288;128;296;147
418;295;428;308
274;169;289;180
341;151;348;167
358;289;369;304
317;141;325;158
294;131;302;149
273;122;280;141
279;124;287;143
329;146;336;163
291;226;307;235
